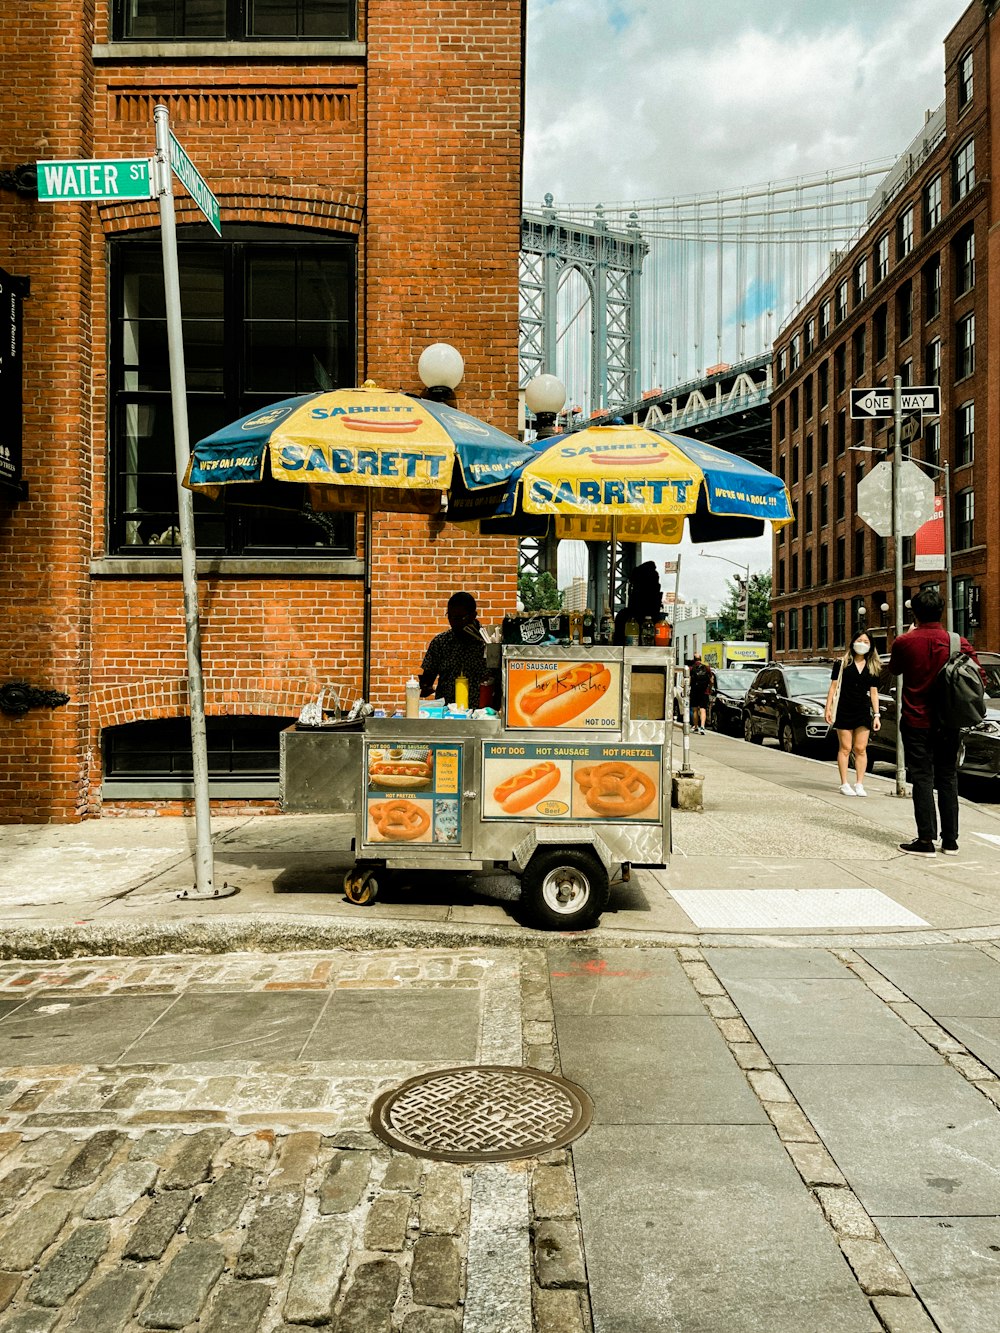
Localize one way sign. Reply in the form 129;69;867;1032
850;386;940;419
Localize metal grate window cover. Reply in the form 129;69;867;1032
369;1065;594;1163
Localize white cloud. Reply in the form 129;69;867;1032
525;0;965;204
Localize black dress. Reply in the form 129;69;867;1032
831;659;876;730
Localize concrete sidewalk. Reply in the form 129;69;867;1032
2;728;1000;956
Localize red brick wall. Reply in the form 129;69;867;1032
365;0;524;705
0;0;97;820
0;0;524;821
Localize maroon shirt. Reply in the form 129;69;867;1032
888;623;979;729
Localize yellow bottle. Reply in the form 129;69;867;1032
454;674;469;710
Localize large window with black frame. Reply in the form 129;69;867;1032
108;225;357;557
114;0;354;39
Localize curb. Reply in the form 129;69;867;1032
3;911;1000;962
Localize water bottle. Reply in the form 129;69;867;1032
405;676;420;718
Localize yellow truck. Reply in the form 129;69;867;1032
701;641;768;670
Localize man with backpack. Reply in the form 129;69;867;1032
888;587;984;857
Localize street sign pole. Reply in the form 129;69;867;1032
891;375;906;798
154;104;217;898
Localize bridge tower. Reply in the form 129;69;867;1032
520;195;649;414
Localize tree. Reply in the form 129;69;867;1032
518;571;562;612
714;570;772;640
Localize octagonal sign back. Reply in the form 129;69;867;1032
856;459;936;537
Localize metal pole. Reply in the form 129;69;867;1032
672;553;682;630
943;460;953;633
154;104;217;897
362;492;372;701
891;374;906;797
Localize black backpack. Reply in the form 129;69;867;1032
690;663;710;692
935;632;987;730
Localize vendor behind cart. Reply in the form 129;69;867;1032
419;591;487;704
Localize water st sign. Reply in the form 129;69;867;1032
850;386;940;419
36;158;153;202
168;133;221;235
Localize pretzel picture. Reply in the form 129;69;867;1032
574;762;656;818
492;761;561;814
369;799;431;841
508;662;612;728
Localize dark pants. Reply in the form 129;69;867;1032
900;722;962;844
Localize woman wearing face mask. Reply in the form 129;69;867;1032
824;630;882;796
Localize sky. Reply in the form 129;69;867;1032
525;0;969;611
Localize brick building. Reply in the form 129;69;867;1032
0;2;526;821
770;1;996;660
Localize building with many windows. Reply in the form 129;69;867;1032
0;2;525;820
770;1;995;659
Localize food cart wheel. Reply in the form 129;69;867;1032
343;867;379;906
521;847;609;931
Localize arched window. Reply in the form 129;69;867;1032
108;224;357;556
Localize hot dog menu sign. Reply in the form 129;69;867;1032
504;658;623;732
363;742;462;847
482;742;661;823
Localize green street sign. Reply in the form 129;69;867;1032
36;158;153;202
169;133;221;235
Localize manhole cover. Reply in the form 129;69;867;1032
369;1064;594;1163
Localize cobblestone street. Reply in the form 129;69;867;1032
0;949;584;1333
4;940;1000;1330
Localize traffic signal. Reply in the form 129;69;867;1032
736;577;749;620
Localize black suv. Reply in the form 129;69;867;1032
742;664;834;753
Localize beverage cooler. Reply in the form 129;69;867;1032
280;646;673;930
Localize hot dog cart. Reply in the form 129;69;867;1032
280;644;673;930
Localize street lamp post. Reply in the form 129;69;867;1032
523;374;568;587
699;550;751;637
908;457;953;633
766;620;774;662
418;342;465;402
524;373;567;441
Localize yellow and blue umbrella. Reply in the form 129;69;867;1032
184;382;534;697
185;382;534;514
480;423;793;543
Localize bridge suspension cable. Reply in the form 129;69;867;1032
522;158;895;417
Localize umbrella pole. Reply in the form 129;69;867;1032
362;491;372;701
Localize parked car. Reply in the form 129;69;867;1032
742;664;835;753
868;650;1000;783
711;669;755;735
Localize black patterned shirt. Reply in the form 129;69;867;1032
419;627;486;704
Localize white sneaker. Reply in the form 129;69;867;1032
854;783;867;797
839;783;856;796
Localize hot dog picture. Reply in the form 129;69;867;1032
369;749;433;790
342;415;422;433
492;761;562;814
507;662;612;728
369;799;431;841
574;761;657;818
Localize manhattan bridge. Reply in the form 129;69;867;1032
517;146;930;599
520;155;906;433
